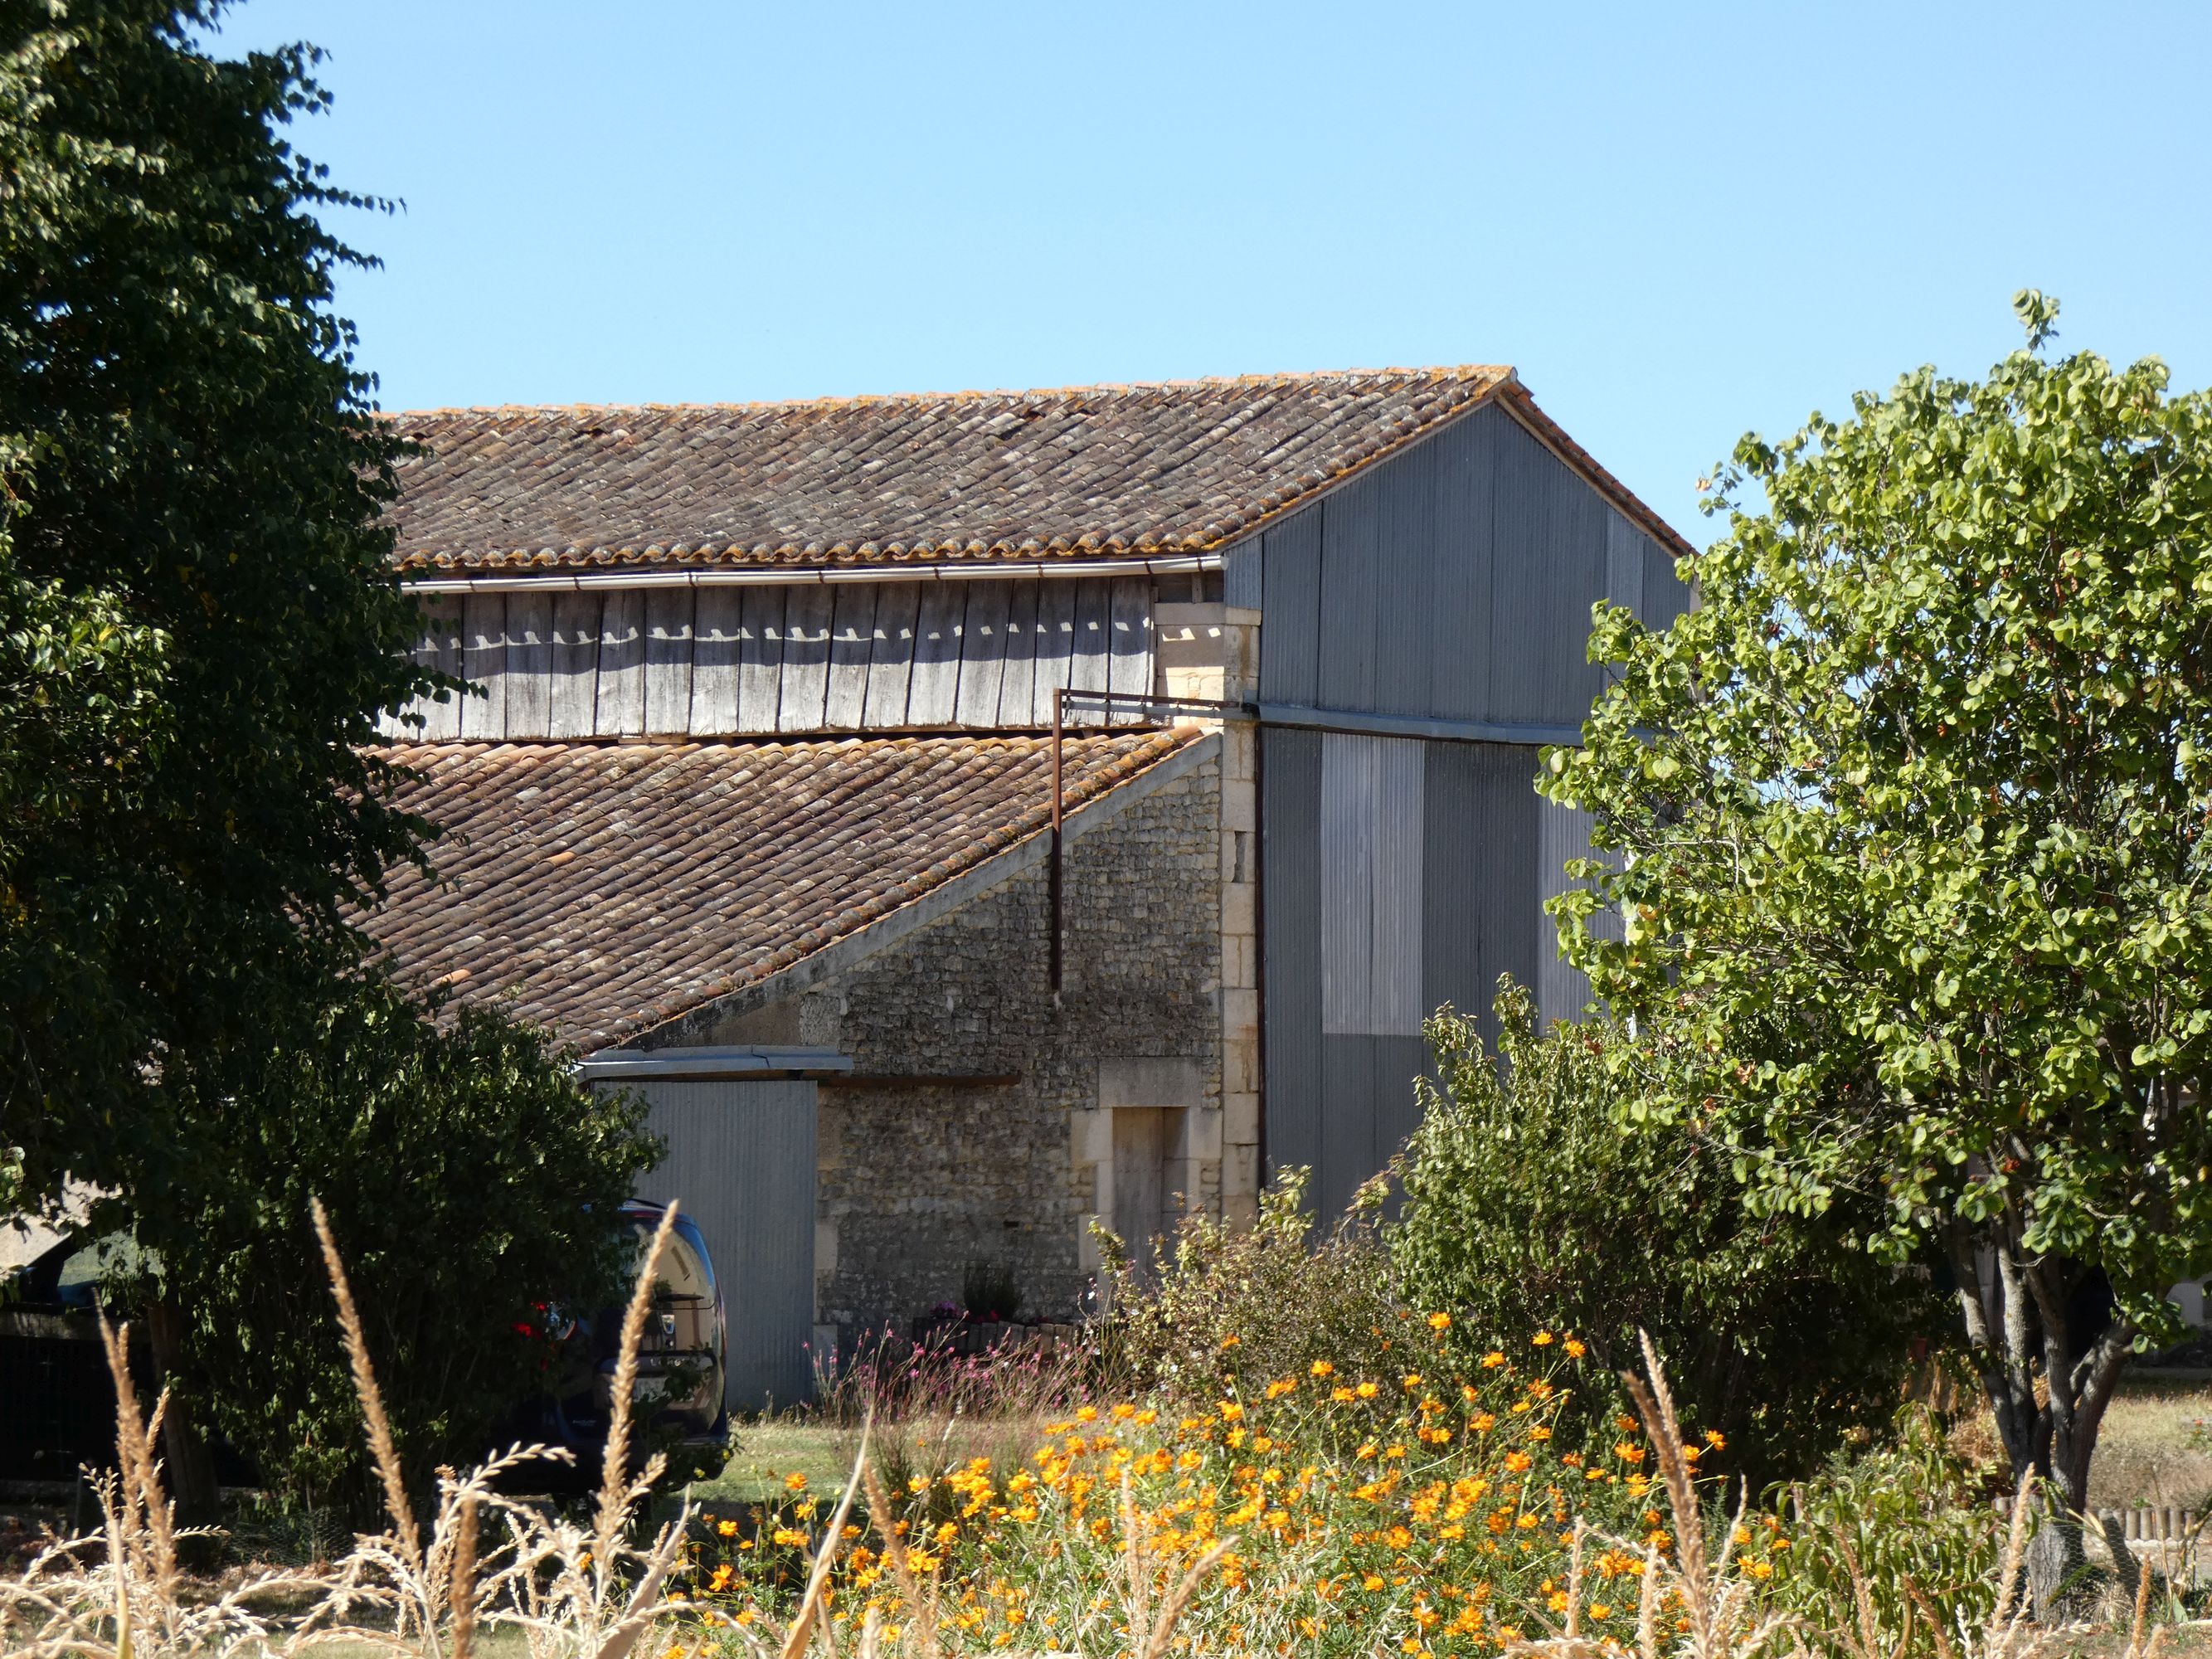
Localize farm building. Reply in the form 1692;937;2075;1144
365;366;1692;1404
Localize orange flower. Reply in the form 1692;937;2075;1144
1427;1312;1451;1331
1481;1351;1507;1369
1532;1331;1555;1347
1310;1360;1336;1378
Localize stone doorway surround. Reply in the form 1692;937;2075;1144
1074;1057;1216;1281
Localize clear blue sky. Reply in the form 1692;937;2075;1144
214;2;2212;541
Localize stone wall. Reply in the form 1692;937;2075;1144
658;741;1224;1339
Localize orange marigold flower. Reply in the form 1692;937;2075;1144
1564;1339;1587;1359
783;1472;809;1492
716;1518;739;1538
1355;1381;1380;1399
1402;1373;1423;1389
1219;1400;1245;1422
1481;1351;1507;1369
1310;1360;1336;1378
1427;1312;1451;1331
1266;1379;1297;1399
1704;1429;1726;1449
1532;1331;1554;1347
1505;1452;1533;1473
1333;1385;1357;1403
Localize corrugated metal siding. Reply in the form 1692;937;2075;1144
622;1077;818;1411
1319;1034;1373;1222
1604;511;1647;622
1537;797;1602;1026
1223;536;1263;612
1428;408;1497;722
1260;727;1323;1198
1258;508;1322;703
1317;469;1383;713
1320;734;1425;1037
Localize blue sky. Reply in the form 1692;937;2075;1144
214;2;2212;541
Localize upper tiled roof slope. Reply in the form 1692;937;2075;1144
388;366;1587;573
362;730;1196;1046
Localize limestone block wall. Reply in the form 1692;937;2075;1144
654;745;1225;1340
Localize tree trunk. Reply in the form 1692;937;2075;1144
143;1297;222;1530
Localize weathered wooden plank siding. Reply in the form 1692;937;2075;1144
595;588;645;737
398;580;1162;741
550;591;601;739
824;584;877;730
643;589;695;737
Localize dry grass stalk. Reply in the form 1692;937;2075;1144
450;1488;479;1659
859;1454;939;1659
777;1423;870;1659
312;1194;426;1576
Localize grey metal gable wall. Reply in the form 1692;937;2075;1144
1255;401;1687;729
1257;401;1678;1215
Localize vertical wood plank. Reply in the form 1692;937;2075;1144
690;588;742;735
1106;577;1153;723
953;581;1011;727
995;582;1042;727
643;587;696;736
1067;577;1111;722
503;588;554;739
1031;579;1077;725
736;586;785;734
907;583;965;726
549;591;601;740
418;602;465;742
824;583;878;729
777;586;833;732
863;583;920;727
595;587;645;737
461;593;508;741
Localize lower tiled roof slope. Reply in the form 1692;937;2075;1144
363;730;1198;1046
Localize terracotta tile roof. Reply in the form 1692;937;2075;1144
387;366;1526;573
360;729;1198;1047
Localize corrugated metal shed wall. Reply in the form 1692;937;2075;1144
620;1078;818;1411
1257;401;1677;1213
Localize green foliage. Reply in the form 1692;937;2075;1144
1389;980;1943;1488
139;964;659;1514
1546;291;2212;1502
1100;1168;1403;1401
0;503;170;1213
0;0;440;1212
1765;1409;2006;1657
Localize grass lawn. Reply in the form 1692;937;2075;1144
691;1417;856;1509
2088;1373;2212;1512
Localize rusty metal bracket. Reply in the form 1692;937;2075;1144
1048;689;1256;1000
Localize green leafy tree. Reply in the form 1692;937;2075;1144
143;964;659;1515
1390;980;1943;1489
0;0;436;1213
1544;293;2212;1516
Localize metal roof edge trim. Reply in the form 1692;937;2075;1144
401;552;1222;596
576;1044;853;1082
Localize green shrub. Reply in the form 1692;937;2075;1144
1389;979;1947;1489
137;963;659;1519
1098;1166;1403;1401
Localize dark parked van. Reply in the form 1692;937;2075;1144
0;1199;727;1484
